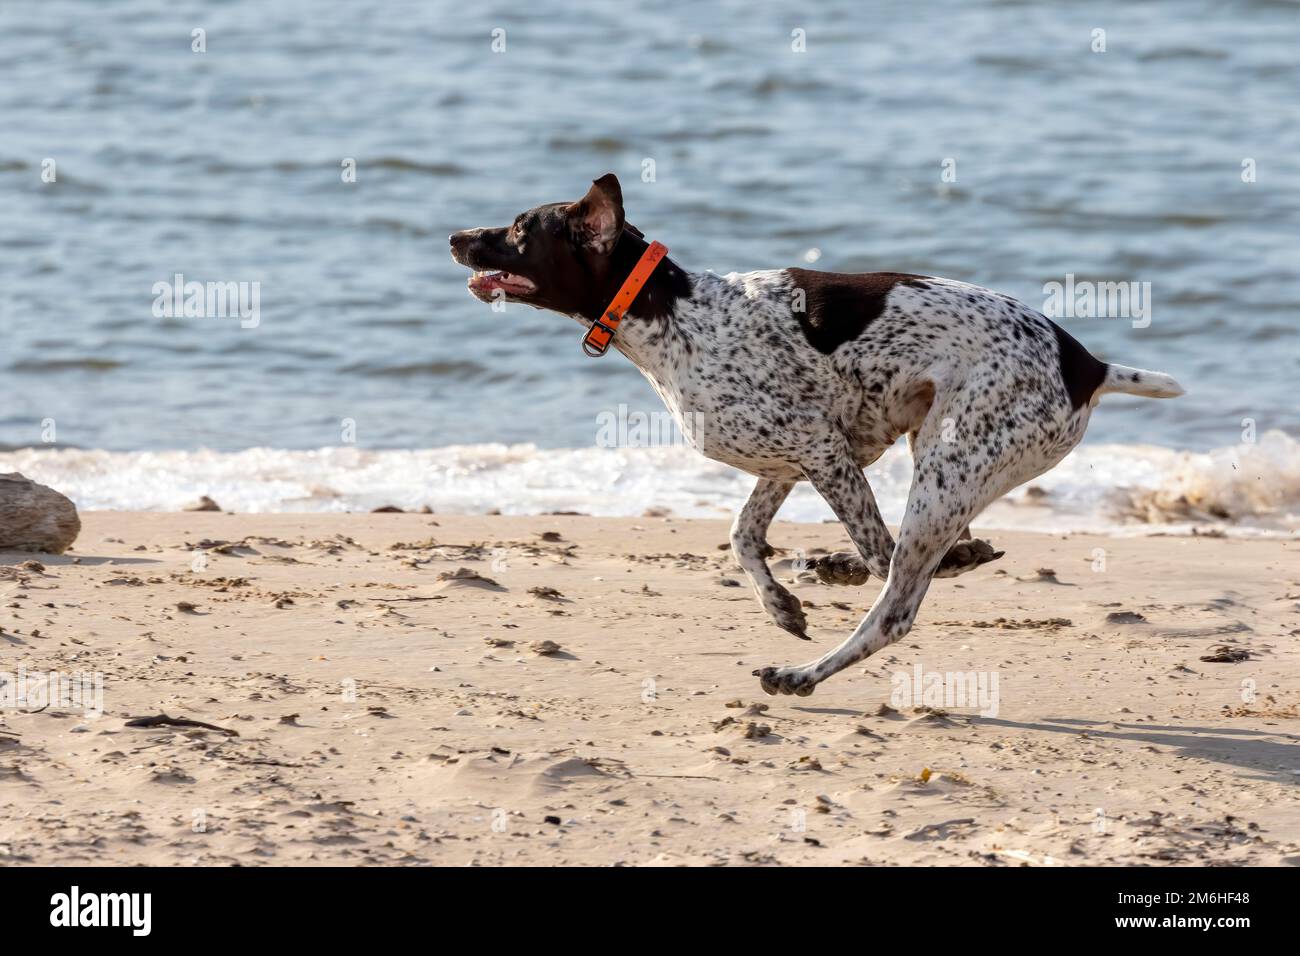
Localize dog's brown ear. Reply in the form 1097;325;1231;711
567;173;624;254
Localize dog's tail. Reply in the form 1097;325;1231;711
1097;363;1185;399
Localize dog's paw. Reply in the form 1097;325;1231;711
812;551;872;587
764;585;810;640
753;665;818;697
934;538;1004;578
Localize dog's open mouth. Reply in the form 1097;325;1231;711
467;270;537;300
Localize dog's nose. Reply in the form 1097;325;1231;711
449;232;474;260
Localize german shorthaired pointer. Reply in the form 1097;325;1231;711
449;173;1184;697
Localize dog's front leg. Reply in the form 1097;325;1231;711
800;445;895;585
730;478;809;640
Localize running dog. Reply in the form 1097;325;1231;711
449;173;1183;697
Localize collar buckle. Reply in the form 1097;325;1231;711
581;312;620;358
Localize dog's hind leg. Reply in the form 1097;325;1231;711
731;478;810;640
755;394;1039;696
906;429;1004;578
799;440;895;587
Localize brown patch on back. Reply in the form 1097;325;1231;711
787;269;931;354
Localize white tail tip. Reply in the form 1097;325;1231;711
1099;364;1185;399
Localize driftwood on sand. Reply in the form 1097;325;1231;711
124;713;240;737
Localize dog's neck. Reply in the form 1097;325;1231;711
598;231;694;322
580;230;698;369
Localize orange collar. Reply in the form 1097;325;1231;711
581;240;669;357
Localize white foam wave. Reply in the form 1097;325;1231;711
2;431;1297;537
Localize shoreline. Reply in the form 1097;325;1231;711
3;430;1300;538
2;512;1297;865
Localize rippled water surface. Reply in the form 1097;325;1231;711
3;0;1298;456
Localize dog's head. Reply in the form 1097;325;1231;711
449;173;646;319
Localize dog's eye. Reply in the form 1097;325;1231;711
509;220;528;249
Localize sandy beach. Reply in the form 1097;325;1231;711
1;511;1296;866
